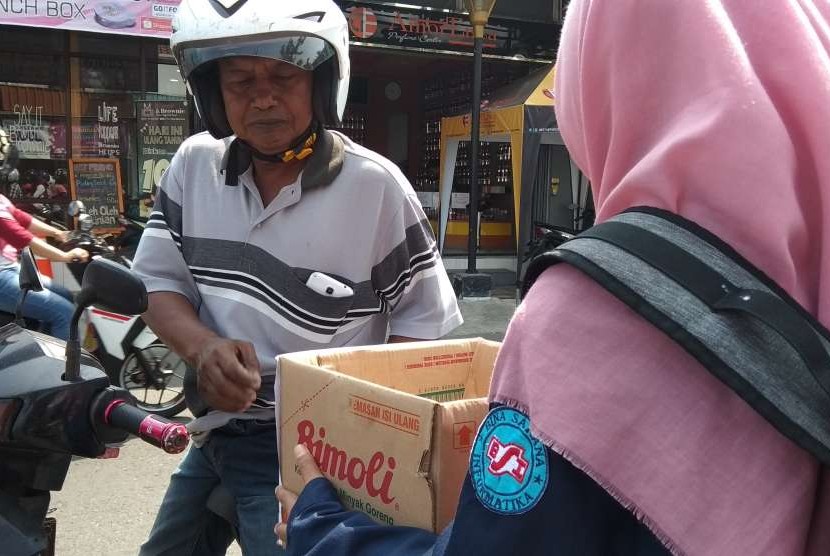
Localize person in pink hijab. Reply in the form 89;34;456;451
274;1;830;554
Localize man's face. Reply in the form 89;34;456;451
219;57;314;155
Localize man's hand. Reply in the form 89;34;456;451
196;337;261;412
275;444;324;547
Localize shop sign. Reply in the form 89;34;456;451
451;192;470;209
71;121;126;158
0;1;553;59
343;1;510;54
68;158;123;232
96;101;120;158
136;99;187;211
1;104;67;160
70;98;130;158
456;109;523;136
0;0;180;38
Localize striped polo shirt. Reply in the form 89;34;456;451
132;129;462;435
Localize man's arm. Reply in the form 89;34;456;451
142;291;218;367
373;194;462;340
143;292;261;414
132;144;259;413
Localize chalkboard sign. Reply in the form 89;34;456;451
68;159;124;232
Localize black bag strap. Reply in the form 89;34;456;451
577;221;830;398
522;208;830;463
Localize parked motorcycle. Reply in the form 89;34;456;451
0;248;189;556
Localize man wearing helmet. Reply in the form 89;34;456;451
132;1;462;554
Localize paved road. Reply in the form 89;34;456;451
50;295;518;555
51;432;229;556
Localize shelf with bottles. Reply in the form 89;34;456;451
422;68;502;112
415;166;440;192
451;142;513;195
488;143;513;195
415;141;515;202
421;65;529;122
419;117;442;171
328;110;366;145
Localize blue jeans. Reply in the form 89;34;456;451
0;265;74;340
139;419;284;556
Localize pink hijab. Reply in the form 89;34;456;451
491;0;830;554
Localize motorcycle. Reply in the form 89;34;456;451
0;248;189;556
32;202;187;418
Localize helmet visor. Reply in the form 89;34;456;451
177;34;334;78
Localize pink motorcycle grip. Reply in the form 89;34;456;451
104;400;189;454
138;416;189;454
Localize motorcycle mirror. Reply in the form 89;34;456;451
15;248;43;324
67;200;85;217
77;258;147;316
65;259;147;381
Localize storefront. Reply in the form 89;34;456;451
0;0;558;244
335;1;558;263
0;0;186;225
438;65;591;279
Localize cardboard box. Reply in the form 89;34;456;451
277;338;500;532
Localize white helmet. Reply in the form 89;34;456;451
170;0;350;139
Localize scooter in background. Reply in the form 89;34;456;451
37;202;187;418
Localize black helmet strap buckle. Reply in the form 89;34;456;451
222;122;319;186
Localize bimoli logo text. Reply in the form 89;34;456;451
297;420;397;504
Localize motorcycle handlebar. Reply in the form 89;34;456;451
102;399;189;454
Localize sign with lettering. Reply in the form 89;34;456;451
68;158;123;232
95;101;121;158
0;0;180;38
340;1;555;59
0;1;554;60
1;104;67;160
343;1;508;53
136;99;187;217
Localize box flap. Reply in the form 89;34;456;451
463;339;501;398
280;338;494;401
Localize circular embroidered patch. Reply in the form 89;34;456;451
470;406;549;515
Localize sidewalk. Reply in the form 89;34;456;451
445;287;519;343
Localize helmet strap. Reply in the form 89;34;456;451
223;122;320;186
